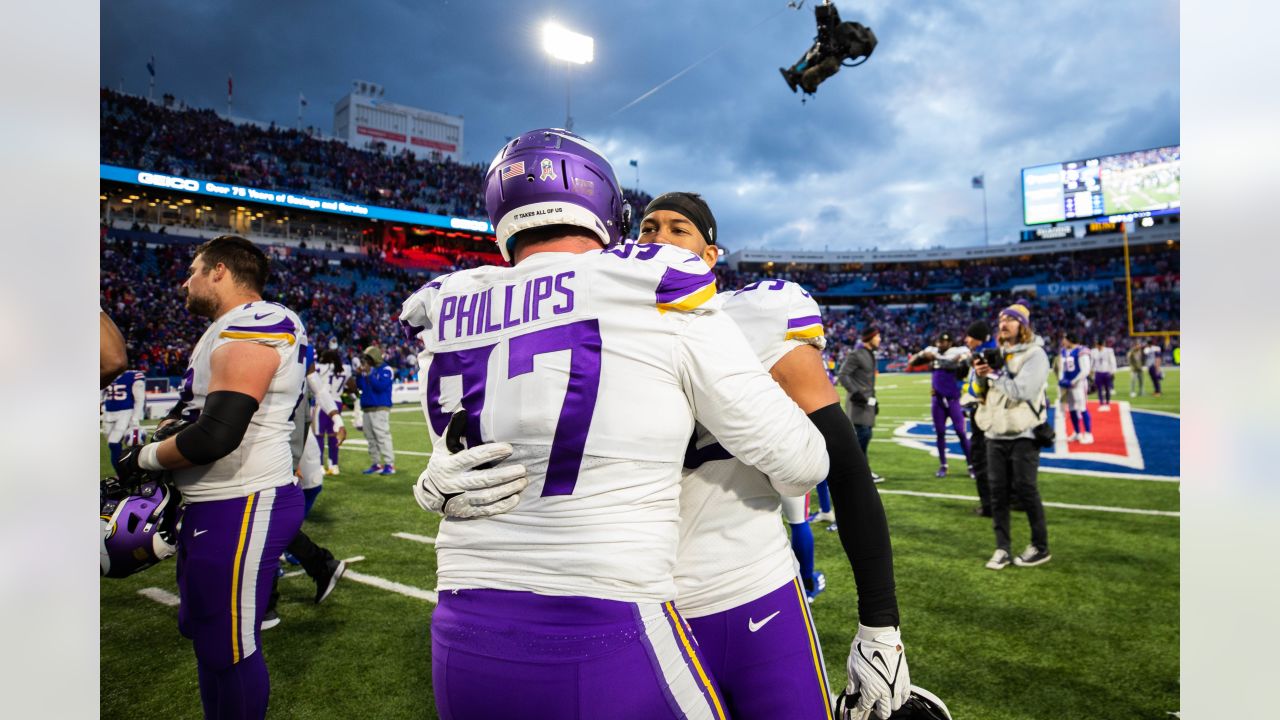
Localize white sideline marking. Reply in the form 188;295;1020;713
393;532;437;545
343;569;438;604
279;556;437;603
137;587;180;607
878;489;1179;517
283;555;365;579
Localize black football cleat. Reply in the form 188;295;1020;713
315;559;346;604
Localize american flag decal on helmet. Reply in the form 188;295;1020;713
500;161;526;180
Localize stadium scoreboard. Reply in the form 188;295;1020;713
1022;145;1180;225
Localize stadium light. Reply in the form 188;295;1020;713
543;22;593;131
542;23;594;65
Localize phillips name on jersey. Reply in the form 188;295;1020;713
400;243;828;604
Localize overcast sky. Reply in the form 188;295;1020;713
100;0;1179;252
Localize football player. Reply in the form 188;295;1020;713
263;340;347;629
1058;332;1093;443
102;367;146;472
400;129;829;720
909;334;973;477
114;236;307;719
638;193;909;720
316;349;348;473
1090;338;1117;411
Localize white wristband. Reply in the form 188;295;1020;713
331;413;345;429
139;443;164;471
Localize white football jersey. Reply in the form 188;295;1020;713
675;280;827;617
921;345;972;364
400;244;828;604
170;301;306;502
1092;347;1117;374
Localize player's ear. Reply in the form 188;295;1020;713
701;244;718;269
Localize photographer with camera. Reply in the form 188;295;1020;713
972;301;1052;570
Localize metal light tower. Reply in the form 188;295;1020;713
542;22;594;131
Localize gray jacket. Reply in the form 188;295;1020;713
976;337;1049;440
838;346;878;427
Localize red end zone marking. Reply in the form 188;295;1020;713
1063;401;1126;456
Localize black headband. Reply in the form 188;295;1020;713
644;192;718;245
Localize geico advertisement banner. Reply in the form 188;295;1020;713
101;164;492;234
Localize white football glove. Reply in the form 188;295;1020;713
412;441;529;519
835;624;910;720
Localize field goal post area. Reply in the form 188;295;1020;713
1121;223;1180;340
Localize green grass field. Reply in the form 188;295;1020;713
101;367;1179;719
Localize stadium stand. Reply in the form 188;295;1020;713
102;222;1178;383
100;88;654;234
99;88;1175;381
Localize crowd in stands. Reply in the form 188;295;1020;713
100;89;653;228
99;89;1174;382
103;223;1179;386
817;285;1179;370
715;245;1179;296
101;233;427;383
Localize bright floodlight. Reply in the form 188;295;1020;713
543;22;594;64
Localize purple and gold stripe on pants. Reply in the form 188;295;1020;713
177;483;304;670
684;578;834;719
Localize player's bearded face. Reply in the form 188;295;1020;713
182;260;218;318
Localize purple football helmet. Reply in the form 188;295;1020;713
483;128;631;262
100;479;178;579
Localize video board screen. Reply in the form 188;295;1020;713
1022;145;1179;225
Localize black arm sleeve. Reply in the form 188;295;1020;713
173;390;259;466
808;402;900;627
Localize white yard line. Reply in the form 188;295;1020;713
878;489;1179;517
392;532;437;545
280;556;360;576
137;587;180;607
343;569;438;604
278;555;437;603
139;554;438;606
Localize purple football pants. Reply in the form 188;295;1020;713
685;579;834;720
931;394;971;466
1095;371;1114;404
315;403;342;465
176;483;304;720
431;589;730;720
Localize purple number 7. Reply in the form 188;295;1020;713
508;319;602;496
424;318;602;497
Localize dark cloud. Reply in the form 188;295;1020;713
101;0;1178;251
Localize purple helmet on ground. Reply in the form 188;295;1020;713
100;479;178;579
484;128;631;262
